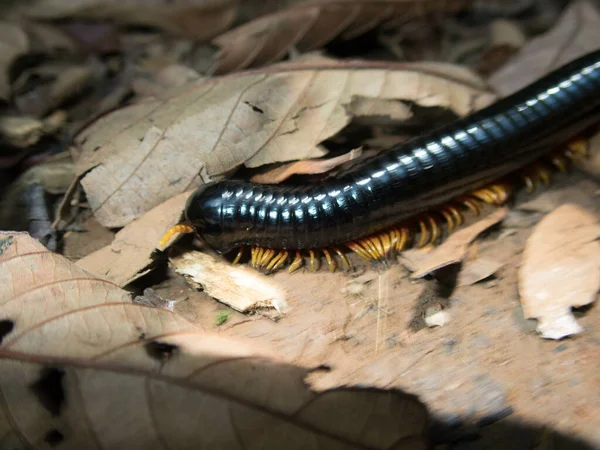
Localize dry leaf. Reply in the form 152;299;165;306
75;61;494;228
6;0;239;40
211;0;469;73
583;130;600;178
76;191;192;287
0;153;74;231
411;208;508;278
0;232;428;449
518;204;600;340
13;62;93;118
0;21;29;100
250;147;363;183
0;116;44;148
170;250;288;318
489;0;600;95
517;179;600;214
457;258;503;287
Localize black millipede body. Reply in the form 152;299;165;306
164;49;600;272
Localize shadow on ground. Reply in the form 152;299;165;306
430;416;596;449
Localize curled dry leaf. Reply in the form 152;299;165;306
211;0;469;74
411;207;508;278
518;204;600;340
170;251;288;319
250;147;363;184
0;232;428;449
75;61;494;227
0;21;29;100
6;0;239;40
489;0;600;95
76;191;192;287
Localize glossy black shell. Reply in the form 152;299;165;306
186;49;600;254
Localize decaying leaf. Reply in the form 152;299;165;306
250;147;363;183
170;251;288;319
518;204;600;340
0;232;428;449
411;208;508;278
76;191;192;287
489;0;600;95
6;0;239;40
75;61;495;228
211;0;469;73
0;21;29;100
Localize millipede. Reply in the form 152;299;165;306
161;49;600;274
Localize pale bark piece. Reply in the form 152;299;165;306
211;0;469;73
518;204;600;340
76;191;192;287
250;147;363;184
489;0;600;96
0;22;29;100
75;62;495;227
5;0;238;40
170;251;289;317
411;208;509;278
0;232;428;449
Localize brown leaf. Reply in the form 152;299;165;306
0;232;428;449
0;116;43;148
6;0;239;40
518;204;600;340
0;153;75;231
211;0;469;74
517;179;600;214
411;208;508;278
457;257;503;287
75;61;495;227
13;62;93;118
583;129;600;178
0;21;29;101
250;147;363;184
170;251;289;319
489;0;600;96
76;191;192;287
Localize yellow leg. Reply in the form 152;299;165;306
271;251;289;272
288;251;304;273
232;247;244;265
333;247;351;271
322;249;335;272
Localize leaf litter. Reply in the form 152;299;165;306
2;0;600;447
0;232;428;449
210;0;469;73
74;60;494;227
